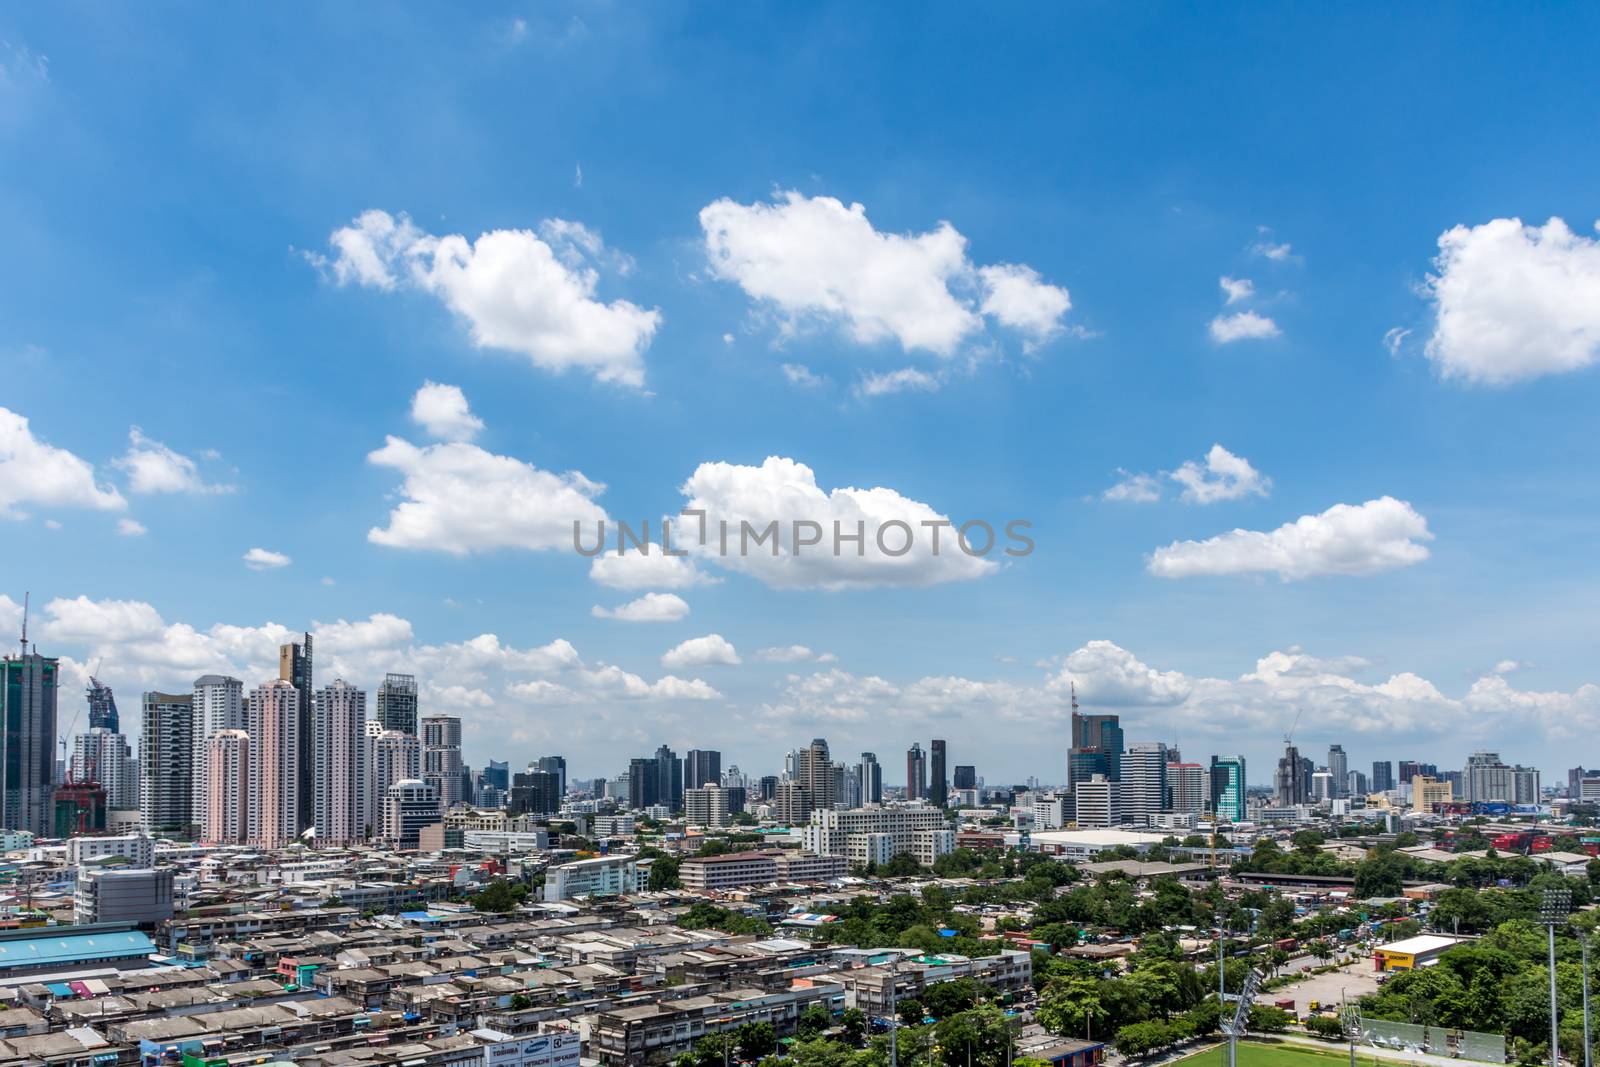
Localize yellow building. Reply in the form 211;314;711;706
1411;775;1453;812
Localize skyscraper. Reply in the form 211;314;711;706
685;749;721;791
369;728;420;839
71;728;136;809
140;691;192;835
190;674;244;836
1166;761;1206;814
1210;754;1247;822
86;676;119;733
1327;744;1348;800
1371;761;1395;793
906;742;927;801
314;679;367;845
421;716;464;810
509;771;562;816
1121;742;1168;825
858;752;883;805
278;633;314;833
1;636;58;838
953;765;976;791
1069;706;1124;794
375;673;418;734
929;739;948;807
204;729;250;844
1275;744;1308;806
628;756;658;809
654;745;683;811
794;738;836;810
249;679;300;847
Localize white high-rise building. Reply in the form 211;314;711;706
71;728;137;810
421;715;464;809
857;753;883;805
190;675;244;835
1074;774;1119;828
1166;762;1206;815
369;729;420;840
313;680;367;845
684;783;731;828
248;680;300;847
204;730;250;844
1120;742;1168;826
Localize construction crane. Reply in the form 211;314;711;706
1283;706;1304;747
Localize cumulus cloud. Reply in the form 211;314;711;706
1103;470;1162;503
243;547;291;570
1422;215;1600;385
677;455;997;591
1209;310;1281;343
1147;496;1432;581
661;633;741;669
1046;640;1194;706
699;191;1072;356
1219;276;1255;305
315;209;660;386
588;544;711;590
113;428;232;495
116;518;147;537
755;645;835;663
0;406;125;519
1170;444;1271;504
410;381;484;442
591;592;690;623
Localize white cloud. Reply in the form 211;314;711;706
410;381;484;442
367;434;606;555
589;544;710;590
316;209;660;386
1147;496;1432;581
1103;470;1162;503
1219;276;1255;305
0;406;126;518
116;518;147;537
678;455;996;591
243;547;291;570
1422;215;1600;385
591;592;690;623
1383;327;1411;358
661;633;741;669
113;428;232;495
781;363;826;388
1045;640;1193;707
1209;310;1281;343
756;645;834;663
699;191;1072;355
1251;240;1294;262
855;367;941;398
1170;444;1271;504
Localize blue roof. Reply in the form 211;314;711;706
0;929;156;971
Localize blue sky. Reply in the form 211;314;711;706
3;4;1599;785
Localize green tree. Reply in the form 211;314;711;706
648;855;681;890
933;1006;1015;1066
798;1003;831;1037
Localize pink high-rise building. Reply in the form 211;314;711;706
204;729;250;844
249;679;300;847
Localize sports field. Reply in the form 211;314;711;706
1175;1040;1373;1067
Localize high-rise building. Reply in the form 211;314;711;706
858;753;883;805
1327;744;1348;800
794;738;836;810
1166;761;1206;814
2;642;59;838
140;691;192;835
772;779;811;824
1209;754;1247;822
482;760;510;792
190;675;244;836
685;750;721;792
369;728;419;840
1274;744;1308;806
628;757;658;810
1070;709;1124;783
509;771;562;816
1511;766;1541;805
1074;774;1119;828
375;673;418;735
1121;742;1168;825
203;729;250;844
86;676;119;733
384;779;440;849
929;739;948;807
1568;767;1589;800
684;783;731;827
1463;751;1513;803
313;680;367;845
248;679;300;847
277;633;314;833
906;742;927;801
953;765;976;791
655;745;683;811
533;755;568;798
71;728;137;810
421;716;464;810
1371;761;1395;793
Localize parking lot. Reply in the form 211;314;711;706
1267;957;1384;1017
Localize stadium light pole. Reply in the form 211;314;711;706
1544;888;1572;1067
1582;932;1592;1067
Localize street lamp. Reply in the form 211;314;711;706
1542;888;1572;1067
1580;931;1592;1067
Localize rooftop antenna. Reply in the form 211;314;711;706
1070;681;1079;715
19;591;28;654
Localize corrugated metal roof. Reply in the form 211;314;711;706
0;929;155;970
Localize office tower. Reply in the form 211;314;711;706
1166;761;1206;814
1327;744;1348;799
929;739;948;807
248;679;300;847
277;633;314;833
1569;767;1590;799
906;742;927;801
140;692;192;835
190;675;244;836
482;760;510;792
420;716;464;810
654;745;683;811
1510;766;1541;805
71;728;137;809
1274;744;1308;806
1070;708;1125;783
375;673;418;734
1346;770;1368;796
86;676;119;733
383;779;440;849
1397;760;1435;783
2;634;59;839
725;785;747;814
369;729;420;839
685;750;721;791
627;757;658;809
684;782;731;827
794;738;836;810
203;730;250;844
757;775;779;803
1413;775;1453;811
858;753;883;805
509;771;562;816
1311;770;1334;801
772;779;811;824
953;765;976;791
1121;742;1168;825
313;680;367;845
721;764;746;789
1372;761;1395;793
533;755;568;798
1074;774;1119;828
1209;755;1247;822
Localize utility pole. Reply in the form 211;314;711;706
1544;888;1572;1067
888;954;898;1067
1582;932;1592;1067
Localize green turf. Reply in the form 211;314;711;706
1176;1040;1377;1067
